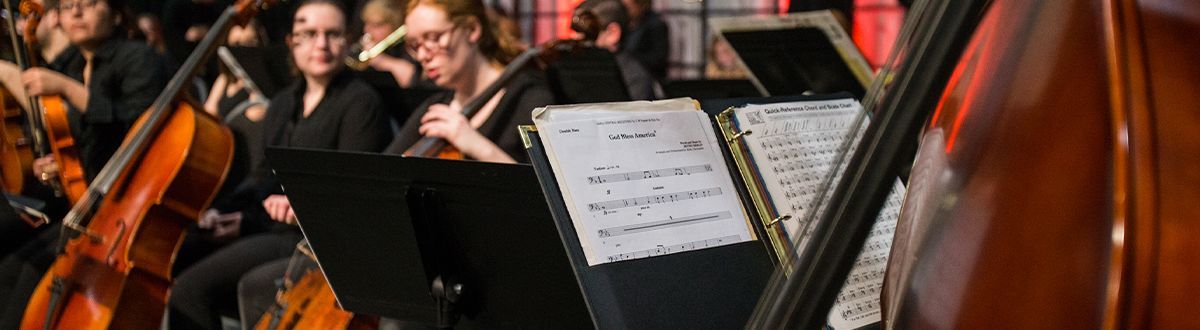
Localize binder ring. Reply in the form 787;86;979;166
765;214;791;227
727;130;752;143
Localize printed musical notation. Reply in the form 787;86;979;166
536;105;753;266
586;187;723;213
597;211;732;238
603;235;742;263
586;164;714;185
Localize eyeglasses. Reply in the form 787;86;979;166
291;29;348;46
404;26;458;58
58;0;100;11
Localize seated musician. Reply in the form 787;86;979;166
232;0;556;325
358;0;421;88
382;0;554;162
167;1;393;329
573;0;661;101
0;0;168;327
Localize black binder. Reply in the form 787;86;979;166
517;94;843;328
265;147;591;328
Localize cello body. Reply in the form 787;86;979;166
884;0;1199;328
21;102;232;329
0;86;33;193
40;94;87;203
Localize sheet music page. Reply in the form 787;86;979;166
536;101;754;266
730;98;906;329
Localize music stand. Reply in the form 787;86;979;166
265;147;593;328
711;11;874;99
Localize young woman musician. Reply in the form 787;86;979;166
233;0;555;324
167;1;393;329
382;0;554;162
0;0;167;327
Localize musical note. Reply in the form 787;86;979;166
586;187;724;213
586;164;715;185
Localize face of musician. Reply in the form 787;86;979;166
58;0;121;50
405;4;482;88
290;2;348;81
361;3;400;45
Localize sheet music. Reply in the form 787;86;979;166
536;101;754;266
730;99;906;329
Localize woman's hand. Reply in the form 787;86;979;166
21;68;71;96
32;156;59;185
262;194;297;225
418;103;484;149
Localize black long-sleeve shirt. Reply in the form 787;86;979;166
50;38;169;181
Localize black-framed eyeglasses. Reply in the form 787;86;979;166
291;29;348;46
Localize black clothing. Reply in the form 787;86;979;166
168;70;392;330
383;69;554;163
622;10;670;80
49;38;169;181
617;52;661;101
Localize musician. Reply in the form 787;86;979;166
168;1;392;328
0;0;70;120
619;0;668;80
573;0;661;101
358;0;420;88
22;0;168;184
232;0;555;324
381;0;553;162
0;0;167;327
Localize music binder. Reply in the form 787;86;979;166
520;94;904;329
265;147;592;328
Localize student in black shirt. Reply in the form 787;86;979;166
167;1;392;329
383;0;554;163
23;0;167;183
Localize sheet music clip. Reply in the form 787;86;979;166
765;214;791;227
727;129;752;143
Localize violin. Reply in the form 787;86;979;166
15;0;87;203
20;0;278;328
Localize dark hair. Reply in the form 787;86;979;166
290;0;349;32
573;0;629;49
407;0;524;65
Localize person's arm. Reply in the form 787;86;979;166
0;61;30;110
204;74;228;116
368;54;417;88
20;67;88;111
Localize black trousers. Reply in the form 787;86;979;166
0;225;61;329
167;228;302;330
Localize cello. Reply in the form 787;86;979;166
749;0;1200;328
20;0;277;328
0;0;35;194
12;0;87;203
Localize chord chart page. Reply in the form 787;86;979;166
731;98;865;251
731;99;905;328
539;108;753;266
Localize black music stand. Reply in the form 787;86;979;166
265;147;592;328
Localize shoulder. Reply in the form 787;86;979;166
106;39;161;63
505;68;551;96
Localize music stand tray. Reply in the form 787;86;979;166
265;147;592;328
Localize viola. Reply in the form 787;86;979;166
19;0;278;328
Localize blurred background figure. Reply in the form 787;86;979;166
619;0;667;81
704;36;745;80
